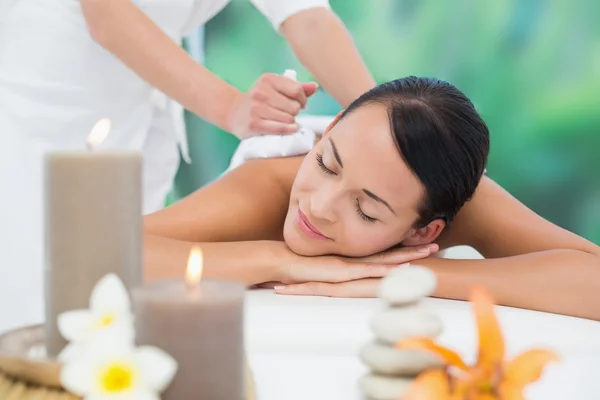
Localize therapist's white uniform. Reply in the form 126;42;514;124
0;0;329;331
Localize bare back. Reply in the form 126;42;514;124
144;157;303;243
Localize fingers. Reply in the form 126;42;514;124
252;120;298;135
256;73;317;109
275;279;381;298
250;84;302;116
289;257;405;285
254;282;282;289
342;262;408;282
255;102;296;124
243;73;318;136
250;98;299;134
275;282;330;296
268;74;308;108
302;82;319;97
353;244;439;265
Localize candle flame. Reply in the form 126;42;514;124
186;246;203;286
86;118;111;150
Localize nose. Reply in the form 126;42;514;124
309;185;338;223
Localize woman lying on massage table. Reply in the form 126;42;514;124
144;77;600;320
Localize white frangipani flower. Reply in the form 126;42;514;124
57;274;134;361
60;333;177;400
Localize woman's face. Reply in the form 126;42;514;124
283;104;426;257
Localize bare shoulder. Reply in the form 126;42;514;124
144;156;304;242
437;176;600;258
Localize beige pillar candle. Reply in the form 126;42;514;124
44;119;142;357
133;248;245;400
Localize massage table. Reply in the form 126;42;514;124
246;288;600;399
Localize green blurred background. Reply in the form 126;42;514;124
171;0;600;244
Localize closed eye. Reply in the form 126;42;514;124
356;199;377;223
316;153;336;175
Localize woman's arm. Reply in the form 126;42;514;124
143;157;298;283
80;0;314;136
81;0;238;132
143;157;427;286
280;8;376;107
281;177;600;320
425;176;600;320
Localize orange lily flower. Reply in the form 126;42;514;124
396;286;559;400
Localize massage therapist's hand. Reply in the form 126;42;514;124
265;243;439;288
228;73;319;139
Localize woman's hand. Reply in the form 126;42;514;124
274;278;381;298
265;243;438;288
228;73;319;139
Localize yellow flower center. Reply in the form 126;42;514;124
100;363;135;393
94;313;115;329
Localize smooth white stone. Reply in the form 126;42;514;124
360;341;443;375
370;305;443;344
378;265;436;305
359;374;414;400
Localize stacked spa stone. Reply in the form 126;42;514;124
359;266;444;400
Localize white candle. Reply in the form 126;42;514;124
44;119;142;357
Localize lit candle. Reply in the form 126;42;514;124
44;119;142;357
132;247;245;400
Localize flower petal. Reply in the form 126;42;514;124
60;357;96;396
90;273;131;314
57;343;82;363
103;316;136;342
87;392;156;400
473;395;498;400
498;383;526;400
470;285;504;368
58;310;93;343
504;349;560;388
129;389;160;400
88;395;112;400
134;346;178;393
403;369;452;400
89;330;136;360
397;338;469;371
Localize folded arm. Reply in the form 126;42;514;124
425;176;600;320
285;177;600;320
144;153;600;319
143;156;434;288
143;157;299;285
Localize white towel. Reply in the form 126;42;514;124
227;69;317;171
227;126;316;171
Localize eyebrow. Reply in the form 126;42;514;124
363;189;396;215
329;139;396;216
329;138;344;168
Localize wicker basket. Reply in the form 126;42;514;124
0;325;256;399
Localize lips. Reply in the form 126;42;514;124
296;208;330;240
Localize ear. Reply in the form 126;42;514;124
322;111;344;136
401;219;445;247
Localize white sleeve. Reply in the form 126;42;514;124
248;0;332;32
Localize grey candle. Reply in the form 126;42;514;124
44;119;142;357
132;248;245;400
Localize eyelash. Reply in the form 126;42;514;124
356;199;377;223
315;153;377;223
315;153;336;175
